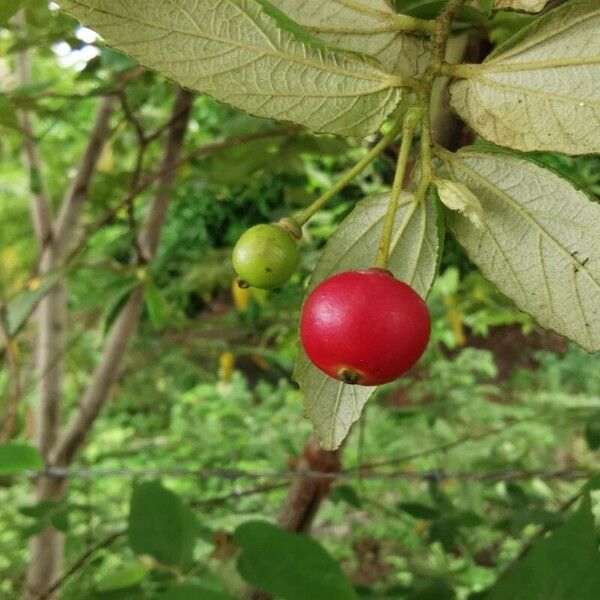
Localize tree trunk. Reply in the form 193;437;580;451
246;437;341;600
24;87;194;599
25;478;66;600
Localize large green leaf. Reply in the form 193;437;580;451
449;0;600;154
234;520;358;600
269;0;431;76
493;0;546;12
294;192;441;450
0;442;44;475
128;480;197;569
485;495;600;600
95;562;149;592
441;149;600;352
144;280;169;330
58;0;405;137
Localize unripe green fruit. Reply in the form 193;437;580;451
232;224;299;289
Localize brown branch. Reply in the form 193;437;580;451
344;420;520;473
0;305;22;442
496;488;583;581
247;437;341;600
190;483;289;507
68;126;301;261
49;286;144;467
50;88;194;468
15;14;54;249
38;481;286;599
137;90;195;260
38;529;127;600
54;95;118;259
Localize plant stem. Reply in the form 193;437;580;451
414;0;466;203
375;107;421;269
294;102;410;227
390;13;436;35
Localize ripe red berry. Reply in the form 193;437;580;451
299;269;431;386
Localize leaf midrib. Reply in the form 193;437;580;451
65;0;395;85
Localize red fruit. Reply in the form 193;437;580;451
299;269;430;386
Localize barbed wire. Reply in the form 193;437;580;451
24;465;594;483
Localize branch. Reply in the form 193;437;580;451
54;94;117;259
0;304;22;442
50;88;194;467
39;529;126;600
57;126;301;268
496;488;583;581
15;21;54;248
38;481;285;599
49;287;144;466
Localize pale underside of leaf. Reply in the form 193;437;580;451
59;0;405;137
269;0;431;77
450;0;600;154
493;0;547;12
295;192;441;450
443;150;600;353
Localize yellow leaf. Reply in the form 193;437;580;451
231;279;250;312
218;351;235;383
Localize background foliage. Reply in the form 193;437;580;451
1;1;600;599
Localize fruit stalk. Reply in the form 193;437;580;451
375;107;422;269
293;100;411;227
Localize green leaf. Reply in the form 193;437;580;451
449;0;600;154
330;485;362;508
19;500;61;519
234;520;358;600
441;149;600;352
585;414;600;450
0;92;20;132
50;509;71;533
486;495;600;600
162;584;237;600
58;0;405;137
95;562;149;592
409;579;456;600
0;442;43;475
428;518;460;552
493;0;547;12
269;0;430;75
294;192;442;450
128;480;197;569
586;474;600;490
398;502;440;520
101;278;138;335
144;280;168;330
3;272;62;337
0;1;24;27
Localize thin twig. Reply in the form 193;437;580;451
497;488;583;580
0;304;22;441
38;529;127;600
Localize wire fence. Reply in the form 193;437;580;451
23;465;595;484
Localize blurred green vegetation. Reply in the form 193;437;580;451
1;2;600;599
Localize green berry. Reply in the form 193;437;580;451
232;224;299;289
